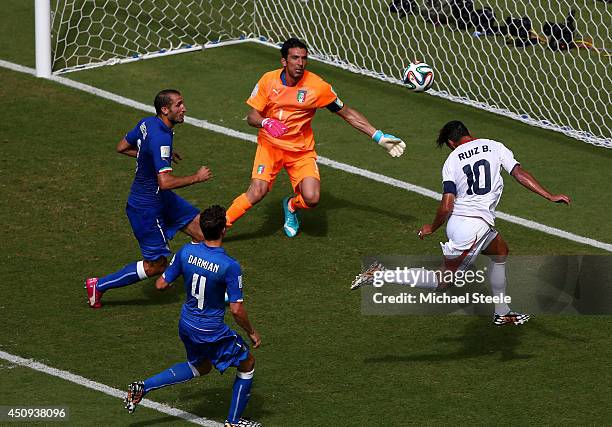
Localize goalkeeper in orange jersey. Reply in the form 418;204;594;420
226;37;406;237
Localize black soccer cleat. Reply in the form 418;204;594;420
124;381;145;414
493;311;530;326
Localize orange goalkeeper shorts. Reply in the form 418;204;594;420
251;140;320;191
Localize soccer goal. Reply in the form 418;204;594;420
36;0;611;148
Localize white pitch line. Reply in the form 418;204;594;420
0;350;223;426
1;59;611;252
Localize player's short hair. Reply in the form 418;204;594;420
200;205;227;241
154;89;181;115
437;120;470;148
281;38;308;59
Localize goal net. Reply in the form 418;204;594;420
48;0;611;148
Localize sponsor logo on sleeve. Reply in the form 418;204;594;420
238;275;243;289
139;122;148;140
160;145;171;158
250;83;259;98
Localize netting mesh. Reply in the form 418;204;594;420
51;0;611;147
51;0;253;72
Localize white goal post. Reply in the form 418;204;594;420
35;0;611;148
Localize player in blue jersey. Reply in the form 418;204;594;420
85;89;212;308
123;205;262;427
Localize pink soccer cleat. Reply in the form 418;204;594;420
85;278;103;308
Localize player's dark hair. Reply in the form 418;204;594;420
437;120;470;148
154;89;181;115
281;38;308;59
200;205;227;241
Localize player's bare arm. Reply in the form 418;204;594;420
335;106;406;157
511;165;571;204
247;108;265;128
335;106;377;136
230;302;261;348
157;166;212;191
155;275;171;291
116;138;138;157
419;193;455;239
247;108;288;138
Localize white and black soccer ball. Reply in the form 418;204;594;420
402;62;434;92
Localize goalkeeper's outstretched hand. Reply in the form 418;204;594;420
372;130;406;158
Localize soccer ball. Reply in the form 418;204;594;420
402;62;434;92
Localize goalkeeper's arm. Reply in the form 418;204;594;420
335;106;406;157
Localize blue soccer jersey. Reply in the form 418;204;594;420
125;116;174;209
163;242;244;339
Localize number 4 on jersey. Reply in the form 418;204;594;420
191;273;207;309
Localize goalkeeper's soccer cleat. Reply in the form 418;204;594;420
85;277;102;309
225;418;263;427
493;311;530;326
350;262;386;290
124;381;145;414
282;196;300;238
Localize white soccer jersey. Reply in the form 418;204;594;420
442;138;519;226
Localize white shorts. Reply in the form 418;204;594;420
440;215;498;271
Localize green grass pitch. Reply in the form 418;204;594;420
1;1;611;425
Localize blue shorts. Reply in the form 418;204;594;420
126;191;199;261
179;321;249;373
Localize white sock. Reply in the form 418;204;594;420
136;261;148;280
392;268;439;289
489;261;511;315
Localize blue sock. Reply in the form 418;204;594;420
143;362;197;394
97;261;145;292
227;370;254;423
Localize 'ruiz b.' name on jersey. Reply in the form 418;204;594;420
458;145;489;161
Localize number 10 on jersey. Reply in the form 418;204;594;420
462;159;491;195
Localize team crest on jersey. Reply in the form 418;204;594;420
257;164;265;174
297;89;307;103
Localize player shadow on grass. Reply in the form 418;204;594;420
186;387;271;424
363;317;586;364
101;278;181;307
226;191;416;242
224;198;289;242
126;387;270;426
127;388;270;427
364;317;535;363
128;415;183;427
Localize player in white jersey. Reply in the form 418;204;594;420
352;121;570;326
418;120;570;324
